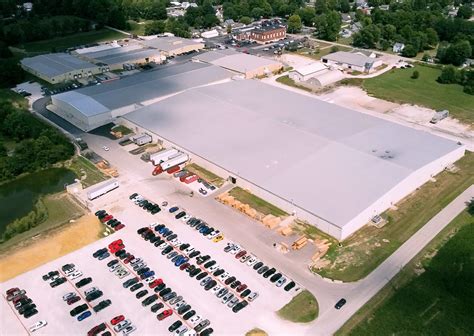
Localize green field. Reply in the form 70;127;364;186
337;209;474;336
228;187;288;217
277;290;319;323
0;89;28;109
17;29;127;53
317;151;474;282
66;156;109;188
363;64;474;124
293;45;351;60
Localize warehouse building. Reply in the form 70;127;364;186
20;53;106;84
75;44;163;70
140;36;204;56
289;63;344;88
49;62;232;131
120;80;464;240
322;51;383;73
193;50;282;78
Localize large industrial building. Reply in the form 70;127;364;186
49;62;232;131
193;50;282;78
119;80;464;240
21;53;107;84
140;36;204;56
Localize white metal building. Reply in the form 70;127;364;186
322;51;383;73
289;62;327;82
140;36;204;56
120;80;465;240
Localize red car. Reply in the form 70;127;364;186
67;296;81;305
100;215;113;223
149;279;163;288
108;239;125;253
87;323;106;336
6;288;19;296
12;295;27;304
236;284;247;293
115;224;125;231
179;263;190;271
157;309;173;321
123;255;135;264
235;250;247;259
110;315;125;325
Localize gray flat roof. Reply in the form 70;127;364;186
82;45;160;65
141;36;203;51
53;62;232;114
322;51;375;67
124;80;460;228
21;53;98;77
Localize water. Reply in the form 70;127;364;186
0;168;77;236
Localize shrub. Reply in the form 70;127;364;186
411;70;420;79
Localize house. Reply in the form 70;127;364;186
351;22;363;33
321;51;383;73
353;49;377;58
289;63;328;82
201;30;219;39
356;0;368;7
341;13;352;24
393;43;405;53
379;4;390;10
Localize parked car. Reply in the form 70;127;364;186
157;309;173;320
29;320;47;332
77;310;92;321
335;298;347;309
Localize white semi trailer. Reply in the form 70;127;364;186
150;148;179;166
87;179;120;200
161;153;189;170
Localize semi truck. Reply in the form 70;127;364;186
150;148;179;166
87;179;120;200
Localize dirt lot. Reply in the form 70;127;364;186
0;215;103;282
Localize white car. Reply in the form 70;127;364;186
69;271;83;280
159;243;169;250
84;287;99;296
130;258;142;266
102;146;110;151
247;292;259;302
181;215;192;222
170;239;181;246
175;326;188;335
62;292;76;301
229;246;241;255
184;246;195;255
114;319;131;332
149;222;159;228
29;320;47;332
240;255;251;263
182;329;197;336
207;230;220;240
219;272;229;281
276;276;287;287
117;270;129;279
246;256;258;266
144;276;156;284
208;264;219;272
174;300;186;309
211;285;222;295
122;324;136;335
109;264;121;272
188;315;202;326
222;292;234;304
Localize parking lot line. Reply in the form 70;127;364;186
2;294;31;336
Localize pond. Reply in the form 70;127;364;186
0;168;77;236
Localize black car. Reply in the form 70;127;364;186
107;219;118;226
149;236;159;244
201;328;214;336
335;298;347;309
189;268;201;278
93;248;108;258
166;234;178;241
190;219;200;228
115;249;127;258
144;232;155;241
162;246;173;255
179;243;190;251
204;280;217;291
284;281;296;291
162;230;173;238
137;227;148;235
118;252;130;260
76;277;92;288
263;268;276;278
232;300;248;313
123;277;139;288
151;206;161;215
129;193;138;200
196;272;208;281
139;200;149;208
168;320;182;332
230;280;241;289
19;304;36;315
162;292;177;302
42;270;59;281
203;260;216;268
240;289;251;298
23;308;38;318
213;269;225;277
154;283;166;292
159;287;172;297
203;228;214;236
93;299;111;313
225;276;236;285
70;304;88;316
195;222;205;230
253;262;264;270
130;283;144;292
196;255;210;265
183;310;196;320
177;304;191;315
107;259;119;267
189;250;200;258
50;277;66;288
95;209;106;216
257;266;269;275
151;302;164;313
175;211;186;219
136;290;148;299
137;267;150;276
270;273;282;283
142;294;158;306
86;290;103;302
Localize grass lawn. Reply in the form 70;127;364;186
185;163;225;187
277;290;319;323
276;75;312;92
17;29;127;53
294;45;351;60
0;193;85;253
228;187;288;217
337;209;474;336
0;89;28;109
317;151;474;282
246;328;268;336
363;64;474;124
111;124;133;136
66;156;109;188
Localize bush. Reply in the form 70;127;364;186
437;65;459;84
1;198;48;242
411;70;420;79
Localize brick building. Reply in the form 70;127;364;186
249;24;286;44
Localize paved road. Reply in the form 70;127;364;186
310;185;474;335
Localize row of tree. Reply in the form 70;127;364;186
0;100;75;183
1;197;47;242
437;65;474;94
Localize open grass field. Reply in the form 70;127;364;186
0;89;28;109
317;151;474;282
363;64;474;124
66;155;109;188
293;45;351;60
228;187;288;217
17;29;127;53
185;163;225;187
277;290;319;323
337;209;474;336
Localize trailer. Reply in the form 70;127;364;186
182;174;198;184
430;110;449;124
132;133;152;146
150;148;179;166
161;153;189;170
86;179;120;200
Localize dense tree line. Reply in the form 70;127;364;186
184;1;220;29
437;65;474;94
144;17;192;37
223;0;304;22
0;100;74;183
1;197;47;242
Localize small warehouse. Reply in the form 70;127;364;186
289;63;344;88
289;63;327;82
140;36;204;57
76;44;163;70
20;53;106;84
322;51;383;73
193;50;282;78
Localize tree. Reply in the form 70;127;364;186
339;0;350;13
411;70;419;79
0;142;6;157
287;14;302;33
437;65;459;84
425;28;439;47
352;24;381;48
439;40;472;66
144;20;166;35
315;0;328;14
240;16;252;25
296;7;316;26
401;44;417;57
457;5;472;19
0;59;25;89
314;10;341;41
